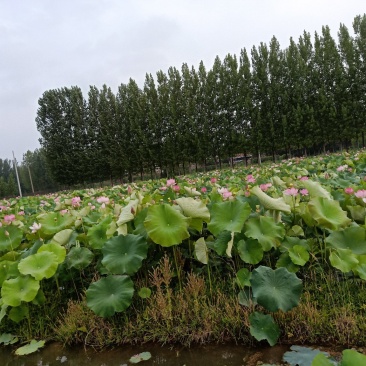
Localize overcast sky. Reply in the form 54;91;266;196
1;0;365;161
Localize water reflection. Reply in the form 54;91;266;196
0;342;290;366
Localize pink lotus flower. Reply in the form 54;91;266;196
172;185;180;192
201;187;207;193
60;209;68;215
166;179;176;187
18;211;25;215
160;186;167;191
299;176;309;181
300;189;309;196
284;188;299;196
4;214;15;224
246;174;256;184
344;187;354;195
210;177;217;184
260;183;272;192
29;222;41;234
71;197;81;207
97;196;110;204
218;187;232;199
355;190;366;198
337;165;348;172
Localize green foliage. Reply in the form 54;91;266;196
249;312;280;346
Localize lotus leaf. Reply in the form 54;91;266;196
341;349;366;364
325;226;366;255
0;260;19;285
15;340;45;356
0;303;8;323
175;197;210;221
208;200;251;236
18;252;58;281
130;351;152;363
302;179;332;199
138;287;151;299
8;303;29;323
37;243;66;264
86;275;134;317
329;249;358;273
66;247;94;269
117;200;139;226
347;205;365;223
250;266;302;312
283;346;332;366
236;268;251;288
276;252;300;273
244;216;285;251
1;276;40;306
133;207;148;238
213;231;232;256
308;197;351;231
0;226;22;251
249;312;280;346
192;237;207;264
102;234;148;275
87;216;112;249
39;212;74;235
251;185;291;213
238;288;256;307
311;353;335;366
237;239;263;264
0;333;18;345
144;204;189;246
288;245;309;266
51;229;73;246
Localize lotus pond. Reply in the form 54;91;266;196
1;150;366;360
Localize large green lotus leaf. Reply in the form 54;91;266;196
244;216;285;251
250;266;302;312
144;204;189;246
325;226;366;255
83;212;102;225
8;303;29;323
175;197;210;221
15;340;45;356
0;261;19;285
238;288;256;307
66;247;94;269
249;312;280;346
207;200;251;236
301;180;332;199
86;275;134;317
102;234;148;275
308;197;351;231
283;345;330;366
0;226;22;251
18;252;58;281
276;252;300;273
281;236;309;252
51;229;73;246
250;185;291;213
194;237;208;264
87;216;112;249
329;249;359;273
237;239;263;264
39;212;74;235
213;230;232;256
288;245;309;266
37;243;66;264
1;276;40;306
117;200;139;226
341;349;366;364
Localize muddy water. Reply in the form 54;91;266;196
0;342;291;366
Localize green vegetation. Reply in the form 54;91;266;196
1;150;366;355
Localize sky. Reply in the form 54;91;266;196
1;0;365;161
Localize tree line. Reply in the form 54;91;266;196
33;14;366;186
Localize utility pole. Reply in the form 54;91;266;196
12;151;22;197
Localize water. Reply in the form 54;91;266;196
0;342;290;366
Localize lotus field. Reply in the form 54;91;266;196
1;150;366;347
